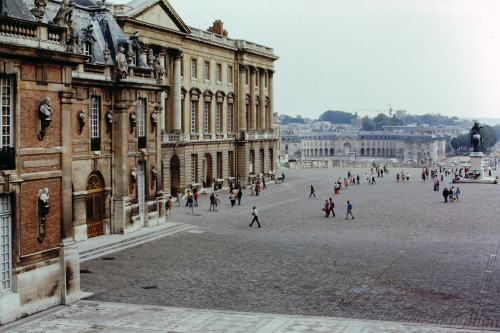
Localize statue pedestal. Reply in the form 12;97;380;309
468;152;484;179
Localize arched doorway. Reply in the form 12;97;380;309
361;148;365;155
86;172;105;238
330;148;334;155
170;155;180;196
344;142;351;155
203;153;213;186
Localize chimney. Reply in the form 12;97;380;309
208;20;228;36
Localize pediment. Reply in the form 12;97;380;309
129;0;190;34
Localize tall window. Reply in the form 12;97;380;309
204;102;210;133
260;149;265;173
190;101;197;133
191;59;197;79
216;64;222;82
265;104;269;129
132;47;140;66
0;194;12;293
90;96;101;151
216;103;222;132
217;152;222;179
227;104;233;133
204;61;210;80
1;76;13;149
227;65;233;84
137;98;146;148
245;68;249;85
269;148;273;170
245;104;250;129
228;151;233;177
249;150;255;174
191;154;197;183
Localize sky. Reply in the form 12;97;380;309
108;0;500;120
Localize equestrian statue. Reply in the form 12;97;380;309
470;121;484;153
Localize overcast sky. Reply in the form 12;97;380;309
108;0;500;120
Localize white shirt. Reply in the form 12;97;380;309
252;208;258;217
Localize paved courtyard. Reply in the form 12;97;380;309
79;167;500;328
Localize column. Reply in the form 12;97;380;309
267;70;274;132
172;50;183;133
259;68;266;131
249;66;257;132
238;64;247;133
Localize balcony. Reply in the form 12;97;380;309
0;146;15;170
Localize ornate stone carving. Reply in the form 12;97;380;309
37;188;50;243
52;0;76;45
129;167;137;193
77;109;86;134
116;45;128;79
153;56;165;83
31;0;47;22
151;164;157;189
129;110;137;133
38;97;52;140
103;43;110;63
105;110;112;133
239;64;247;72
151;109;158;132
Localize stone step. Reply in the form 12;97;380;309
79;224;196;262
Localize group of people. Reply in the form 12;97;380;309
442;186;461;203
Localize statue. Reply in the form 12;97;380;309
31;0;48;22
116;45;128;79
38;188;50;242
52;0;75;27
470;120;484;153
39;97;52;120
153;56;165;83
38;97;52;140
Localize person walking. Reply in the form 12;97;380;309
237;188;243;205
187;195;194;213
455;187;461;202
176;191;182;207
449;186;455;202
193;190;199;207
262;178;266;189
323;200;329;217
442;187;449;203
165;196;172;218
214;195;220;211
229;193;236;207
329;198;335;217
309;185;316;197
255;182;261;196
249;206;261;228
345;200;354;219
282;173;285;183
209;193;215;211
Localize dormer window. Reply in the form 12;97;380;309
84;41;92;57
132;47;140;66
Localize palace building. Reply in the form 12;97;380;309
0;0;278;324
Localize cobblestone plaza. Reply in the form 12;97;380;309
76;167;500;329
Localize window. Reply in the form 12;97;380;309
216;103;222;132
0;194;12;293
204;61;210;80
191;59;197;79
245;68;249;85
217;152;222;179
190;101;197;133
90;96;101;151
0;76;14;170
249;150;254;174
191;154;197;183
227;65;233;84
132;47;140;66
228;151;233;177
216;64;222;82
84;42;92;57
260;149;265;173
204;102;210;133
227;104;233;133
137;98;146;149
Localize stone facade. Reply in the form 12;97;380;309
0;0;278;325
281;130;448;163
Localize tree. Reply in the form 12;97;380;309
319;110;355;124
480;125;498;151
373;113;389;130
361;116;376;131
281;115;305;125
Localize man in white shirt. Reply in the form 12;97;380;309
249;206;261;228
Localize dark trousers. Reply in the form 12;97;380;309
249;216;261;227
